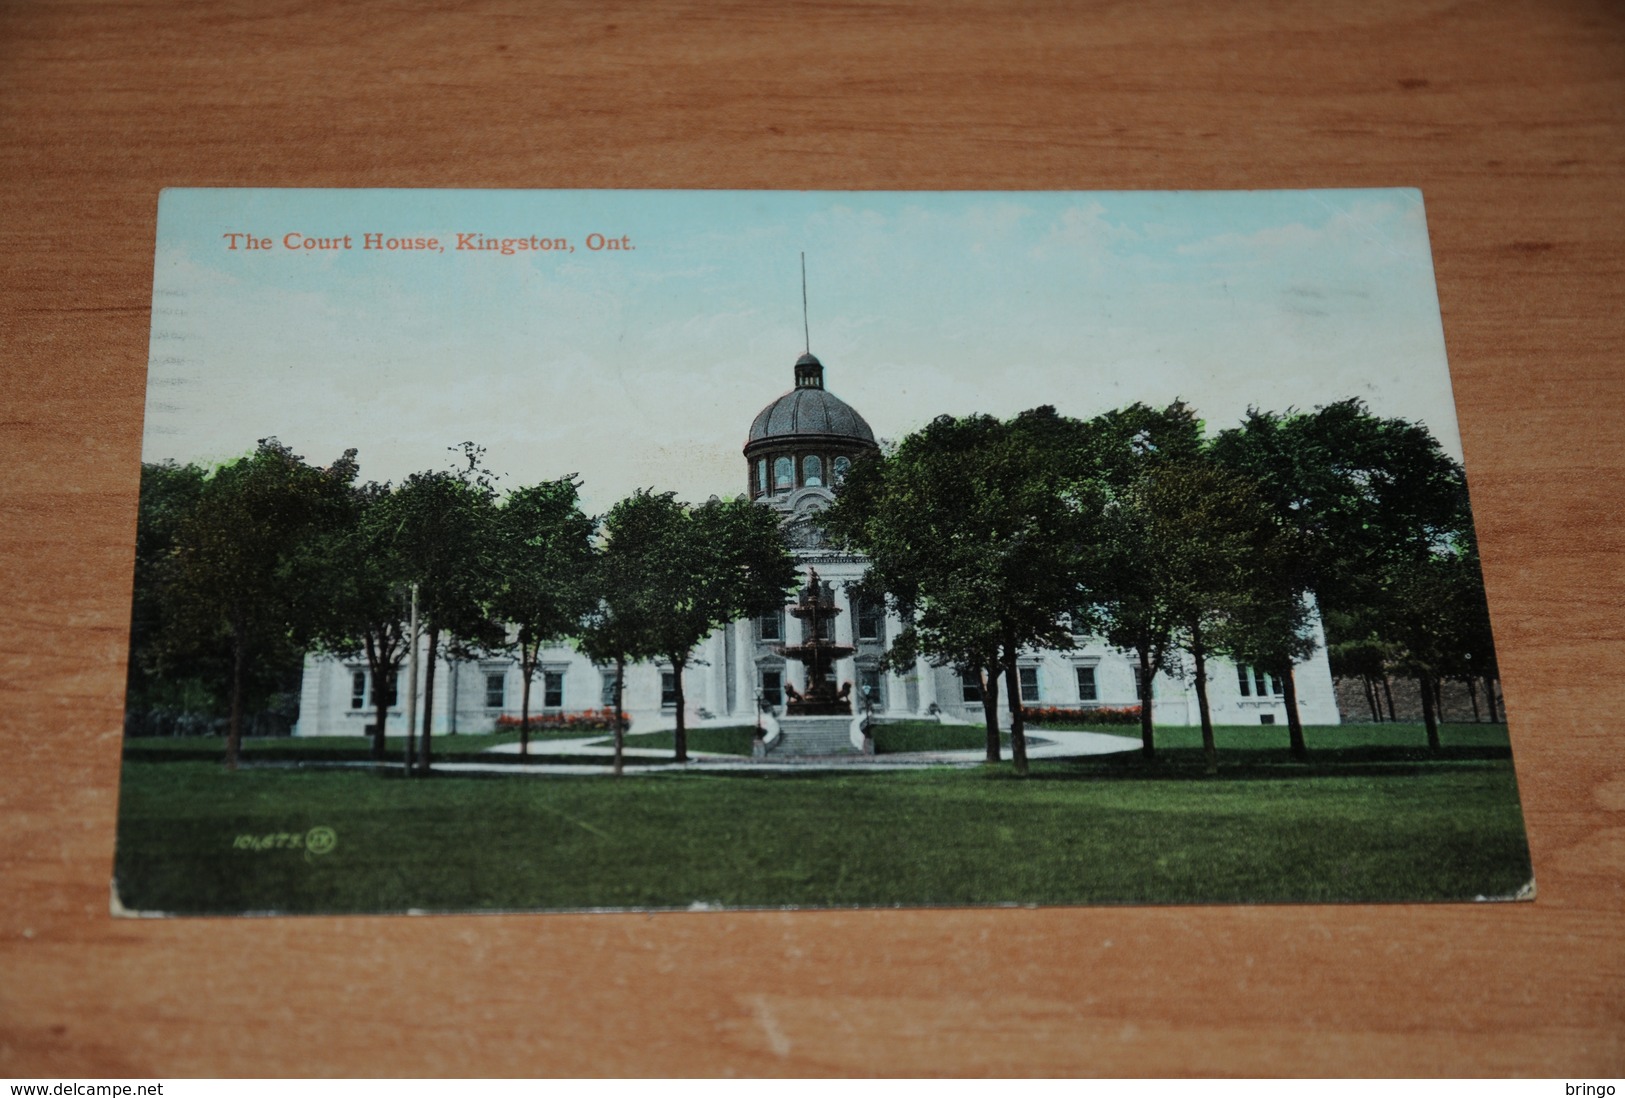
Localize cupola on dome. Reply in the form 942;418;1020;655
744;352;879;501
745;353;877;450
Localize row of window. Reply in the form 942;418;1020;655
1238;666;1284;697
353;661;1286;713
349;669;561;711
961;667;1054;704
959;665;1282;705
752;453;853;497
752;666;888;708
356;667;882;714
958;665;1132;704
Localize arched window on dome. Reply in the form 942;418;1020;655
803;455;823;488
833;455;851;485
756;458;768;497
773;456;793;493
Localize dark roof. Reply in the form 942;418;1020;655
746;386;877;449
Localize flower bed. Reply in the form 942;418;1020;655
494;708;630;733
1021;704;1142;726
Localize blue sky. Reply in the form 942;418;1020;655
145;188;1460;513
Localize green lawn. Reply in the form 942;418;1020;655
121;729;591;765
872;720;1012;753
620;726;758;756
113;722;1531;915
1044;720;1515;755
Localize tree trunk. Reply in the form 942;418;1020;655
1362;673;1380;723
1419;672;1440;751
418;625;439;775
404;590;419;773
1466;676;1481;723
1485;675;1500;723
1281;663;1307;761
1433;677;1445;723
519;649;533;758
1001;637;1029;777
364;632;387;760
1137;645;1156;761
1381;673;1397;722
980;663;1002;763
1191;619;1216;775
672;657;688;762
613;655;626;778
372;667;391;763
226;622;246;771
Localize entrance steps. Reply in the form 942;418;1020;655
762;715;862;757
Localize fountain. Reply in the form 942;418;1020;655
757;568;864;757
778;568;855;716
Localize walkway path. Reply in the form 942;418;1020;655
424;728;1139;775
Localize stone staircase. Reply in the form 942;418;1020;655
766;715;861;757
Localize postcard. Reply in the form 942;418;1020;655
115;189;1531;915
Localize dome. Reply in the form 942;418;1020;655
746;386;877;449
745;352;877;453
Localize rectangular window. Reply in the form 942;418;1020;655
1253;668;1268;697
859;667;883;707
1271;673;1284;697
601;672;617;708
351;671;366;709
1075;666;1098;702
485;673;505;709
379;672;398;708
1019;667;1040;703
661;671;678;707
856;598;881;641
1134;665;1152;701
961;670;982;703
543;670;564;709
760;669;782;706
1236;665;1251;696
759;609;783;641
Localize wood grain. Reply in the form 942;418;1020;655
2;0;1622;1077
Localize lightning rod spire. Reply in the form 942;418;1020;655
801;252;810;355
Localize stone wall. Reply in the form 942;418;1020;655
1333;675;1505;725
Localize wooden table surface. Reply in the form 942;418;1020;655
2;0;1622;1078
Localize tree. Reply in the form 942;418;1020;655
1080;401;1205;760
1438;528;1500;723
1209;561;1320;759
879;593;1006;763
491;477;596;757
606;491;795;763
578;490;792;770
824;408;1098;775
126;460;209;725
390;445;505;775
576;528;659;778
1293;402;1484;749
1209;409;1349;759
1370;518;1489;750
301;480;414;760
1129;458;1279;774
1210;400;1499;751
158;439;356;769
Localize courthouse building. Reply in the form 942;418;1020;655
295;352;1341;737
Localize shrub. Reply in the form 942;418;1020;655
1022;704;1142;726
493;708;630;733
